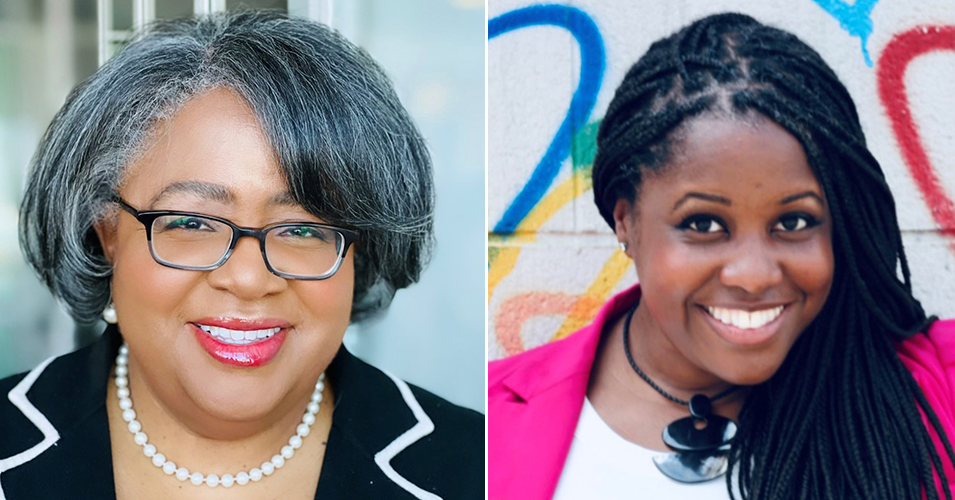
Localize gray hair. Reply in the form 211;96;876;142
19;10;434;324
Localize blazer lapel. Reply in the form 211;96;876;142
489;285;641;500
0;326;118;500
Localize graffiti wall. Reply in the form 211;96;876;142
488;0;955;360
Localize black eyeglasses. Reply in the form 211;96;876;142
114;197;359;280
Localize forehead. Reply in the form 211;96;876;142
641;114;821;203
121;88;286;206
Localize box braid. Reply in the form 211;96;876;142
592;13;954;500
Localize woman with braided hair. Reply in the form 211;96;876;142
489;12;955;500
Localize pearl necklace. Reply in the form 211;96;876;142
113;342;325;488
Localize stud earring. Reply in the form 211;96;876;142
103;303;118;324
619;241;629;252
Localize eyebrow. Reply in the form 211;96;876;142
671;190;825;212
147;181;300;209
672;192;732;211
779;191;825;206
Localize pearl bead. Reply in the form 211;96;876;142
302;412;316;426
112;342;320;488
296;423;310;437
319;372;325;381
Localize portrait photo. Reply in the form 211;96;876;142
488;0;955;498
0;0;485;498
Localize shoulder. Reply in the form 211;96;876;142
896;319;955;427
0;336;105;446
488;334;569;387
0;370;38;459
327;349;483;499
896;319;955;385
0;341;116;500
0;350;77;452
489;325;603;403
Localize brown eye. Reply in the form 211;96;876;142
681;216;725;234
774;214;816;232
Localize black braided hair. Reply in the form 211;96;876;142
592;13;954;500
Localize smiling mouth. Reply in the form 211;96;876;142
195;324;282;345
704;305;785;330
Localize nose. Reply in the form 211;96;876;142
206;235;287;299
719;237;784;295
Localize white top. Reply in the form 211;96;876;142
552;398;731;500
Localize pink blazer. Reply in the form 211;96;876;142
488;284;955;499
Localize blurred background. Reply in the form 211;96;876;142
0;0;484;412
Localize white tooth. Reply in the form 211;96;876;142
245;331;256;340
715;308;728;323
257;329;269;339
741;312;753;329
231;330;244;341
209;326;221;338
753;311;767;328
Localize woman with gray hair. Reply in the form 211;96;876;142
0;10;481;499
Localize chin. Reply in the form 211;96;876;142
185;374;286;424
719;359;786;387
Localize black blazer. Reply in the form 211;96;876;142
0;326;484;499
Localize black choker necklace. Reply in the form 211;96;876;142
622;303;739;483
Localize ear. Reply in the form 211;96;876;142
613;197;637;251
93;215;119;265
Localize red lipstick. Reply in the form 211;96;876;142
191;317;291;367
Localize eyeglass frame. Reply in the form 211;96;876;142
112;196;360;280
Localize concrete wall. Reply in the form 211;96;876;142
488;0;955;360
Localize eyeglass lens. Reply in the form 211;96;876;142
150;215;344;277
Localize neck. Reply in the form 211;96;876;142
626;301;737;400
111;352;332;474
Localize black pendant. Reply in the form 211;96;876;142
662;414;737;451
652;445;731;483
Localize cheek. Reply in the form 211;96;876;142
785;237;835;299
110;233;200;328
635;239;717;322
293;255;355;329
